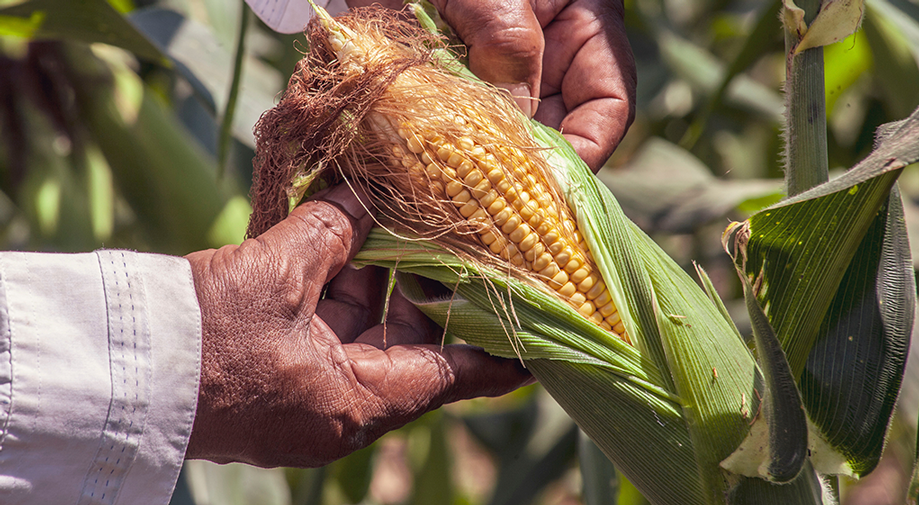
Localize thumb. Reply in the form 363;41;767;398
431;0;544;118
267;183;375;286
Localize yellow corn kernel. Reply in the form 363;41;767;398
391;122;627;343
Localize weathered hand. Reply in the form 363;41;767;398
346;0;637;172
184;184;531;467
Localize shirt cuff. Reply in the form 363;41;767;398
0;251;201;505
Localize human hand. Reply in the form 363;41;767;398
184;184;532;467
346;0;637;173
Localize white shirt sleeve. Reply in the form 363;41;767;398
0;250;201;505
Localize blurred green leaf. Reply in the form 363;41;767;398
824;31;872;115
330;444;375;504
85;143;114;241
0;0;166;62
409;412;455;505
67;43;241;253
656;28;784;123
863;4;919;119
217;1;249;176
286;467;326;505
184;460;291;505
206;194;251;247
129;7;282;148
487;424;576;505
867;0;919;66
579;430;620;505
682;0;783;148
16;97;96;250
479;390;578;505
598;138;782;233
462;395;538;459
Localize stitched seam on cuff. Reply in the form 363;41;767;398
78;251;154;505
0;256;12;451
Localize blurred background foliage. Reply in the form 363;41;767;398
1;0;918;503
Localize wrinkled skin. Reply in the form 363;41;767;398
186;185;531;467
348;0;637;172
184;0;635;467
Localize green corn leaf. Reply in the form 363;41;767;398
799;186;914;476
725;109;918;379
541;124;765;502
724;107;919;478
355;126;766;504
726;460;828;504
722;272;807;483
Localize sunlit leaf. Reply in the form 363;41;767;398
824;31;872;114
722;271;807;483
726;106;919;379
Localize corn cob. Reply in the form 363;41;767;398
261;4;629;343
384;120;628;340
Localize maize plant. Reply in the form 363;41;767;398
246;3;919;504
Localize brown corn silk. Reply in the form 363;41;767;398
247;7;628;342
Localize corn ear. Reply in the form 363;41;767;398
250;4;830;503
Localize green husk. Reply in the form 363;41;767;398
253;4;864;503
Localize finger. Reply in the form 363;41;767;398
315;264;389;343
431;0;544;117
536;0;636;172
284;183;375;283
344;343;534;429
353;285;442;348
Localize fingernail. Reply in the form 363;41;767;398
499;83;536;118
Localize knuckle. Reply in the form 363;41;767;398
295;201;354;260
